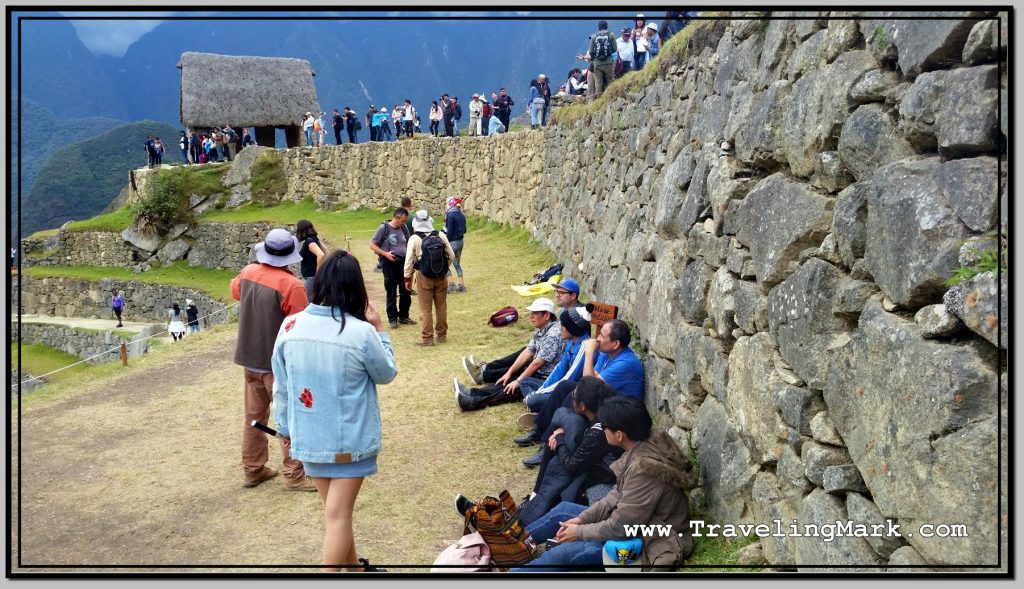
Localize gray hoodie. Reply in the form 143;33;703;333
575;429;698;569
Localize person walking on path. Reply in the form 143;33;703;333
369;208;416;329
296;219;326;302
404;210;455;346
168;303;187;341
231;228;316;492
111;289;125;327
186;298;200;334
578;21;617;98
272;250;397;572
443;196;467;293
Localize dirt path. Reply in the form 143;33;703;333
11;239;538;572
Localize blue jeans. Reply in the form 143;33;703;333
304;128;314;146
521;376;549;412
511;502;604;571
446;239;464;278
453;119;460;136
530;98;545;125
188;324;200;334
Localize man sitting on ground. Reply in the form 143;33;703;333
510;396;698;572
519;318;644;467
454;298;562;411
520;305;592;415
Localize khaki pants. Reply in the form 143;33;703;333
417;274;449;343
242;369;305;484
593;62;615;97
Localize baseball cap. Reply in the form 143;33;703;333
553;278;581;296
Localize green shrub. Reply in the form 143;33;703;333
945;244;1008;287
250;151;287;206
135;167;194;232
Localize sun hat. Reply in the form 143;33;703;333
412;210;434;233
185;298;194;306
646;22;658;30
553;277;581;296
525;297;556;315
254;228;303;267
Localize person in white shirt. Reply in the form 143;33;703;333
617;28;635;75
402;100;416;139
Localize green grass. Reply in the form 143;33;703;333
26;228;59;240
687;527;763;571
11;341;94;386
21;262;236;302
201;197;389;242
64;206;137;233
70;326;140;339
554;14;725;126
945;238;1008;287
249;151;287;206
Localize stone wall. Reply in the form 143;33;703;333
16;322;153;363
22;231;138;268
276;132;546;227
13;275;232;326
185;222;272;269
264;13;1006;569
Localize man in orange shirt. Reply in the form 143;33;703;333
231;228;315;491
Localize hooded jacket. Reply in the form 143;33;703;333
574;430;698;569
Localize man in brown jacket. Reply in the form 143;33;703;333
512;396;697;571
231;228;315;491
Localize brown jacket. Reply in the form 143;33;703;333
231;263;308;371
575;430;698;569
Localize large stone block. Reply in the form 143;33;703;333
652;144;696;238
781;51;877;177
861;14;982;78
944;271;1007;349
728;80;792;167
692;396;759;524
846;492;907;559
832;182;871;269
886;546;935;572
795;489;884;570
963;19;998;65
937;156;999;233
801;441;852;487
837;104;916;182
865;158;970;309
775;384;825;436
676;260;714;324
768;258;849;389
706;267;738;341
733;279;768;335
824;301;999;565
726;334;783;464
899;65;999;156
736;174;834;287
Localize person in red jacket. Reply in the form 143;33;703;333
231;228;315;492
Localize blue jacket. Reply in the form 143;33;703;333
272;304;397;464
444;207;467;241
488;116;506;134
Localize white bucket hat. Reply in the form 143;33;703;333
412;210;434;233
254;228;303;267
525;297;556;315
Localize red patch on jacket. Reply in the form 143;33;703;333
284;318;297;332
300;388;313;409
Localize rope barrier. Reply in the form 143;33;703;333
11;302;241;391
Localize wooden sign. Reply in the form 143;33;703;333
588;302;618;329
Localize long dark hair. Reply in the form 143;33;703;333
172;302;181;317
311;251;367;333
295;219;317;240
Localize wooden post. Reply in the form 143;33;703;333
120;341;128;367
345;233;352;252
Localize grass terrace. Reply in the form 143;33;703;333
21;261;236;302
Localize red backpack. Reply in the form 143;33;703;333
488;306;519;327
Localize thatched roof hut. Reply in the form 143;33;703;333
178;52;320;129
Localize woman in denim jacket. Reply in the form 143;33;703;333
272;250;398;571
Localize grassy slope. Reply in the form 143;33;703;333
21;262;236;302
11;342;93;386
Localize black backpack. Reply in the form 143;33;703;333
593;31;614;61
417;231;449;279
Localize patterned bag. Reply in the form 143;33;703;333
462;490;537;567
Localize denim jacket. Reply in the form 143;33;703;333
272;304;397;464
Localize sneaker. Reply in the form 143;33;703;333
462;357;483;385
514;430;541;447
454;379;472;411
522;447;544;468
389;319;399;329
285;476;317;492
517;413;538;429
359;557;387;572
242;466;279;488
455;493;476;517
448;283;458;293
458;285;467;292
398;317;417;325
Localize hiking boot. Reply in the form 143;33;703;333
359;558;387;572
398;317;417;325
517;413;538;429
455;493;476;517
389;319;399;329
462;357;483;385
414;340;434;347
285;476;317;492
522;447;544;468
242;466;279;488
514;430;541;447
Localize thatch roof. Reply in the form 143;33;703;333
178;52;320;128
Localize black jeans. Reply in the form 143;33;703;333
370;126;378;141
481;347;527;383
532;381;578;438
497;111;511;131
348;128;358;144
334;129;342;145
381;257;411;322
541;102;550;126
430;120;439;136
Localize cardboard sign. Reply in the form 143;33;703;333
588;302;618;328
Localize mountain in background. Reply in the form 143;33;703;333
21;121;181;237
14;14;615;239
